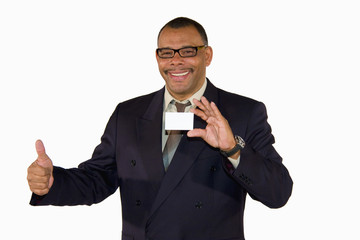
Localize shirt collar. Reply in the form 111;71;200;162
164;79;207;109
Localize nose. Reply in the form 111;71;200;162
170;51;184;65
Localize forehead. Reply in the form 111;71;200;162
158;26;203;48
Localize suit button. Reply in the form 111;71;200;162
195;201;203;209
210;166;217;172
130;159;136;166
239;173;252;185
136;200;141;206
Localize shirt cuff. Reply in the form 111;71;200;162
228;156;240;169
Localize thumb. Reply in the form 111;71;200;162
187;129;205;139
35;139;52;167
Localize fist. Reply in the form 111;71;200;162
27;140;54;196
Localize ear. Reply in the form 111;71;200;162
205;46;213;67
155;49;160;63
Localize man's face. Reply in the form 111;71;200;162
156;26;213;101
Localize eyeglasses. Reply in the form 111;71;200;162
156;45;207;59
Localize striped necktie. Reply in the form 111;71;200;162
163;101;191;171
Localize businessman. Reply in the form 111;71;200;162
27;17;293;240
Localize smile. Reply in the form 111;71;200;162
170;71;189;77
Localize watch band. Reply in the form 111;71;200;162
220;135;245;157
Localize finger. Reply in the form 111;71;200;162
202;97;219;118
35;139;47;159
187;128;206;139
30;161;52;176
27;169;52;195
28;167;50;178
35;139;46;157
210;102;224;120
193;98;205;111
193;97;214;120
31;188;50;196
200;96;211;108
27;169;51;193
35;140;53;169
28;181;49;190
193;97;209;113
190;108;208;121
28;161;47;175
27;165;50;189
200;96;212;112
28;175;50;185
192;99;210;120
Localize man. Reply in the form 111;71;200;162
27;17;293;240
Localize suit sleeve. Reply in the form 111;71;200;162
228;102;293;208
30;106;120;206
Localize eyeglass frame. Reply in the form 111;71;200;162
156;45;208;59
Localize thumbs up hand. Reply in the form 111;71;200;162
27;140;54;196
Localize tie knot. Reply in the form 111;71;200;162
174;101;191;112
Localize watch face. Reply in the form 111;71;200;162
235;135;245;149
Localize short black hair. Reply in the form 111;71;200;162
157;17;208;46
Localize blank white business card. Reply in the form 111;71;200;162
165;112;194;130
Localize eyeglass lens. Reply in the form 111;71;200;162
158;47;198;58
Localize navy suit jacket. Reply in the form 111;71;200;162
31;80;293;240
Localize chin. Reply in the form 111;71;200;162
169;86;191;97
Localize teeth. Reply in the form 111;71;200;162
171;71;188;76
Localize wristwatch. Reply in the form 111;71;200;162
220;135;245;157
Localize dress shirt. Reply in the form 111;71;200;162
162;79;207;150
162;79;240;168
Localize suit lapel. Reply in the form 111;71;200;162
148;80;220;218
136;88;166;191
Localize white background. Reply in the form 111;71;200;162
1;0;359;239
